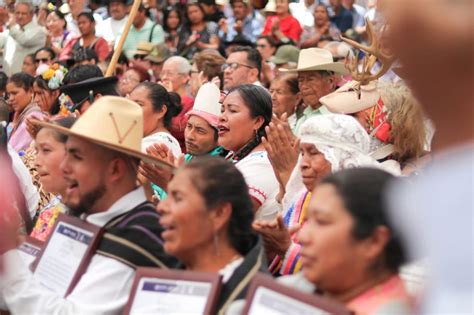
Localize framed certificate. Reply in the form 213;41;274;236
124;268;223;315
32;213;103;297
17;236;44;268
242;274;352;315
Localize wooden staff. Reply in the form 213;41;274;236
105;0;142;77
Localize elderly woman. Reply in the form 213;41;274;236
157;156;267;314
269;73;302;129
255;114;380;276
218;84;279;220
321;81;431;175
7;73;45;153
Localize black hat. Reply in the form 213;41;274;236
60;76;119;109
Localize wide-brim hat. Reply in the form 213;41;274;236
60;76;118;106
280;48;349;74
144;43;171;64
320;80;380;114
269;45;300;65
32;96;174;170
130;41;154;57
186;83;221;127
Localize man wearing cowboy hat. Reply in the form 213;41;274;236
0;96;178;314
281;47;348;133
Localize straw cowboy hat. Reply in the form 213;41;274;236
320;80;380;114
186;83;221;128
280;48;349;74
130;41;154;57
33;96;174;170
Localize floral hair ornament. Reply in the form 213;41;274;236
36;63;68;90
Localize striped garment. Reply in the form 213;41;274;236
269;190;312;276
96;202;178;269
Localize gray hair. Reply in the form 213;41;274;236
165;56;191;75
15;0;35;13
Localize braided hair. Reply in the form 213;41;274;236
226;84;272;161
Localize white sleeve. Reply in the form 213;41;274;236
236;153;278;207
1;250;135;315
141;133;182;158
8;145;39;218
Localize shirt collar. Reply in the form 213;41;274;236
21;20;35;30
85;186;147;227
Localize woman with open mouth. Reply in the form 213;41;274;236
217;84;279;221
157;157;267;314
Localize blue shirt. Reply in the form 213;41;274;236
220;11;265;43
329;6;353;33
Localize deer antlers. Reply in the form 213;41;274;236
341;19;395;85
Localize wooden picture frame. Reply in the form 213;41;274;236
242;274;352;315
17;235;44;269
124;268;223;315
32;213;103;297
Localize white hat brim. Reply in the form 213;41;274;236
280;62;349;75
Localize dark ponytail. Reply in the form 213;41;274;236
184;156;257;256
136;82;182;129
226;84;272;161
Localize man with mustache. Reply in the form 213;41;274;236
0;96;177;314
184;83;225;161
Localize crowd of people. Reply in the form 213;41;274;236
0;0;472;314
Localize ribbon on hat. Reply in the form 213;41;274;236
367;98;391;143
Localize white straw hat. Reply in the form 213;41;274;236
280;48;349;74
33;96;174;170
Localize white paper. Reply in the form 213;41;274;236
248;287;329;315
17;241;41;267
33;221;93;296
130;277;212;315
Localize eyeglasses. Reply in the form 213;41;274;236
35;58;50;63
221;63;254;71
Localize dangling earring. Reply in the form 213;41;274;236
213;233;220;257
254;129;259;140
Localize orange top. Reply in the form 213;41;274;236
347;275;413;315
